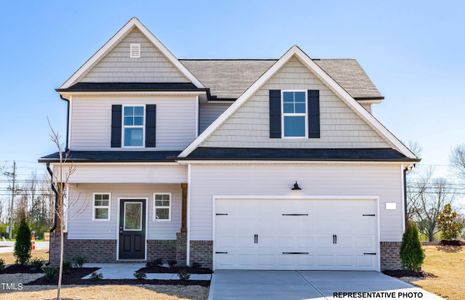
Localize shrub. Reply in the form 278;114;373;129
72;256;87;268
133;271;146;280
177;269;190;280
29;258;46;271
89;272;103;281
62;261;72;274
146;258;164;267
0;258;5;271
42;265;58;280
400;222;425;272
192;262;202;269
14;217;32;265
167;259;177;268
437;204;464;240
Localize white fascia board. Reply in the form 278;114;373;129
177;160;415;165
59;91;206;98
59;18;205;89
179;46;416;159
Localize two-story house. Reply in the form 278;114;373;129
40;18;419;271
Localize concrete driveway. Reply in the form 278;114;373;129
209;270;442;300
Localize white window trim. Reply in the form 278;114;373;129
92;193;111;221
122;104;146;148
153;193;171;222
130;43;141;58
123;201;143;231
281;90;308;139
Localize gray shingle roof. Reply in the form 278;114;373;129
180;59;382;100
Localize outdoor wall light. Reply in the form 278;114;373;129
291;181;302;191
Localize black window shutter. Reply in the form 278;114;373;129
269;90;282;138
111;105;122;148
145;104;157;148
308;90;320;138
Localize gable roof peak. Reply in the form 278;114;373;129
59;17;205;89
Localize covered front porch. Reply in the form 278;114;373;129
48;162;190;266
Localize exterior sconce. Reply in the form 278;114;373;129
291;181;302;191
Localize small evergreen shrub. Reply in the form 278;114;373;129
62;261;72;274
133;271;146;280
72;256;87;268
0;258;5;271
146;258;164;267
167;259;177;268
42;265;58;280
192;262;202;269
14;218;32;265
89;272;103;281
437;203;464;240
177;269;190;280
29;258;46;271
400;222;425;272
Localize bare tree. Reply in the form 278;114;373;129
413;176;454;241
406;167;432;221
48;121;76;300
450;144;465;180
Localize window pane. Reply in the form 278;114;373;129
134;106;144;115
95;194;102;200
124;106;134;116
124;116;133;126
156;199;170;207
101;194;109;200
283;103;294;113
134;117;144;126
283;92;293;103
124;128;143;146
284;116;305;137
295;92;306;103
295;103;306;113
124;203;142;230
156;208;170;220
95;208;109;220
95;199;109;207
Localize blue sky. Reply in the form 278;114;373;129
0;0;464;182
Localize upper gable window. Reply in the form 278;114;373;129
123;106;144;147
282;91;307;138
130;43;141;58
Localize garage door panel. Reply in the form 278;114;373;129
214;198;378;270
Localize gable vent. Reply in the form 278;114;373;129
130;43;141;58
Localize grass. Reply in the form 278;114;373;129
1;284;209;300
410;245;465;300
0;249;48;265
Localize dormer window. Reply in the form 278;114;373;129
130;43;141;58
282;90;307;138
123;106;144;147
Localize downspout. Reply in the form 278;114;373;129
47;163;59;233
59;94;70;152
403;167;408;228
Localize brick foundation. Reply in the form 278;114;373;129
190;240;213;269
176;232;187;266
147;240;176;261
380;242;402;270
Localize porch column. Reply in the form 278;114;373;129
180;183;188;233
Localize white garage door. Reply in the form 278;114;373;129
214;198;379;270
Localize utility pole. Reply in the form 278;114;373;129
4;161;18;239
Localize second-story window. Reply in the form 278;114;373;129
282;91;307;138
123;106;144;147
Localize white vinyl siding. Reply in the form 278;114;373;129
199;102;231;133
67;183;182;240
56;164;187;184
80;28;189;83
69;95;197;151
201;57;390;148
189;163;403;242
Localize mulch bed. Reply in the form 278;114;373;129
0;264;43;274
383;270;436;278
27;267;210;286
439;240;464;246
138;265;212;274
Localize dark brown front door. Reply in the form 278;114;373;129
119;199;146;260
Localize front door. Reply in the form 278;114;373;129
119;199;146;260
